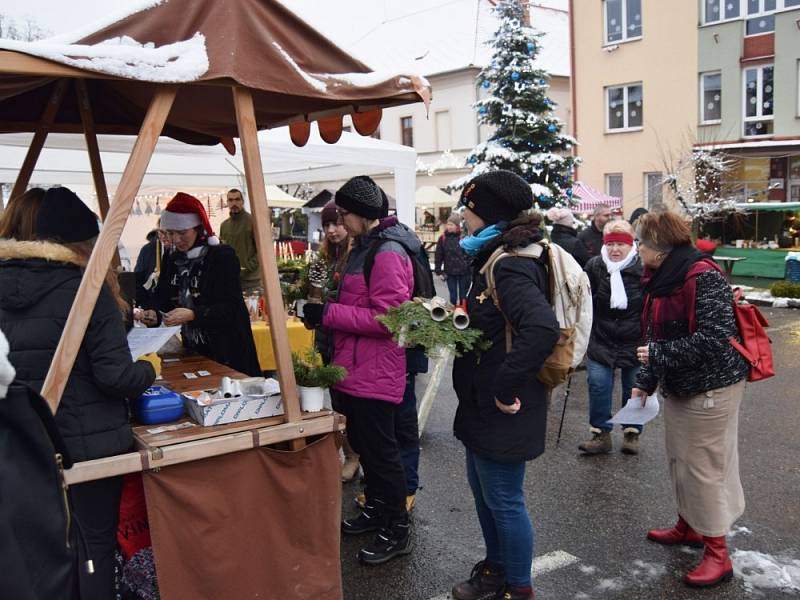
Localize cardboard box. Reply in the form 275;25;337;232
183;379;284;426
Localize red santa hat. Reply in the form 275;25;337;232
160;192;219;245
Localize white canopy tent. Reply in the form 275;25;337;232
0;126;417;225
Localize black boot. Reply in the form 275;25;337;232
493;583;535;600
451;560;505;600
341;498;386;535
357;521;412;565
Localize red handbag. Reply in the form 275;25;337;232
728;288;775;382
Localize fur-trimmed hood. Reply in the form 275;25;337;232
0;238;85;312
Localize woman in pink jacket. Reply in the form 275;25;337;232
301;176;416;566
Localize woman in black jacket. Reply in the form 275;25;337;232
434;213;471;304
140;193;261;376
578;220;644;456
450;171;559;600
0;187;156;600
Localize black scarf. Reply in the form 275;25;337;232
642;244;703;297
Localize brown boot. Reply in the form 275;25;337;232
578;428;612;455
340;438;360;482
452;560;505;600
621;428;640;455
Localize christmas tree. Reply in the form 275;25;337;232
451;0;578;210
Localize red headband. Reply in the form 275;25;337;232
604;232;634;245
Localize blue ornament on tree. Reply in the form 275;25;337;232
482;80;491;89
566;188;574;197
510;72;520;81
547;124;557;133
539;78;546;85
479;105;488;114
527;42;536;52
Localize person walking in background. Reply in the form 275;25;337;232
219;188;262;293
450;170;559;600
578;203;612;259
301;175;417;565
0;187;156;600
632;212;748;588
628;207;648;228
547;206;589;267
578;220;644;455
435;213;470;305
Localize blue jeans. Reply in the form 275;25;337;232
465;449;533;588
587;359;642;433
446;274;470;305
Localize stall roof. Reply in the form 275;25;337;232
0;0;430;145
416;185;457;208
571;181;622;213
735;202;800;212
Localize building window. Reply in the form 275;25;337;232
435;110;452;151
743;64;774;137
604;0;641;44
606;83;643;132
400;116;413;147
606;173;624;198
700;72;722;124
703;0;798;26
644;172;664;209
704;0;741;23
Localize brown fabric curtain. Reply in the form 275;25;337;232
143;434;342;600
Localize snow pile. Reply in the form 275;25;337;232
733;550;800;594
0;33;209;83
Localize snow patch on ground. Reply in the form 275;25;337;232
729;525;752;539
629;559;667;580
595;577;625;591
733;550;800;594
578;564;597;575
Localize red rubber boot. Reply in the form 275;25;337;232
684;535;734;588
646;516;704;548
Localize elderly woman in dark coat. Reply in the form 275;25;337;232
450;171;559;600
0;187;156;600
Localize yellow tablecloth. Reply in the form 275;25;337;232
251;317;314;371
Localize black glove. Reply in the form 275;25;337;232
302;302;325;328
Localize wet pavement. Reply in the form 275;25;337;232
340;306;800;599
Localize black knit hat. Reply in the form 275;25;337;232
35;187;99;243
320;200;339;226
335;175;384;220
458;170;533;225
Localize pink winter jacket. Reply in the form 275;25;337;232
322;219;416;403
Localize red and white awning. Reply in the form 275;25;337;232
571;182;622;213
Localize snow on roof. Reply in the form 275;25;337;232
46;0;165;44
340;0;570;78
0;32;209;83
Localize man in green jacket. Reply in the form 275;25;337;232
220;188;262;292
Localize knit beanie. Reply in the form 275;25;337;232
320;200;339;227
447;213;462;226
546;206;574;227
458;170;533;225
35;187;100;243
335;175;385;220
0;328;15;400
160;192;219;245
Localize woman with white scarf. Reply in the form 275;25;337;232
579;220;645;455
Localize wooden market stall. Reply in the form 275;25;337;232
0;1;430;598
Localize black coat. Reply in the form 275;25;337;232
153;244;261;376
452;233;560;463
550;224;590;267
577;223;604;259
435;231;470;276
584;255;644;368
0;240;155;462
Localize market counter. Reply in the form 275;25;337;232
712;247;798;279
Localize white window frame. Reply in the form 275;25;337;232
605;83;643;133
700;0;799;26
603;0;642;46
742;64;774;137
700;71;723;125
605;173;624;198
644;172;664;209
797;59;800;117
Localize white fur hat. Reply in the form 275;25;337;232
0;329;16;399
547;206;574;227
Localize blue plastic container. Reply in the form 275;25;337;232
135;385;185;424
785;258;800;283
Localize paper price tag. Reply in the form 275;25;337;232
197;370;211;377
183;372;198;379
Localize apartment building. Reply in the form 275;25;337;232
571;0;800;213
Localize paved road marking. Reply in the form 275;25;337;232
427;550;580;600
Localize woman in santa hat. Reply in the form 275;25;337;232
140;193;260;376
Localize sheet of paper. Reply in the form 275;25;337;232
609;394;660;426
127;326;181;360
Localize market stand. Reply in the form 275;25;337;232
0;1;429;598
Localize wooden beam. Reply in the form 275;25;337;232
0;51;121;79
75;79;111;221
64;413;343;485
40;86;177;414
231;86;303;435
10;80;69;199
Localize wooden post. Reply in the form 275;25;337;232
10;80;69;199
231;86;303;431
75;79;111;221
40;86;177;413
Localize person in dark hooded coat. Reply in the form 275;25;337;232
0;186;155;600
449;171;559;600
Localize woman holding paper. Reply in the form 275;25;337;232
0;187;155;600
578;220;644;455
632;211;748;589
140;193;260;376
